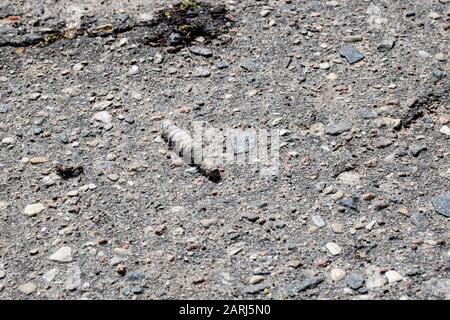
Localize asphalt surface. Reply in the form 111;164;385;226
0;0;449;299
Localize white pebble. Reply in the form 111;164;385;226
385;270;403;283
49;246;73;263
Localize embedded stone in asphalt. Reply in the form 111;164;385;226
340;47;365;64
431;192;450;217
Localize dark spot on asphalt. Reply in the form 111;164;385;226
136;0;233;49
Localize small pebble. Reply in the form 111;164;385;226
386;270;403;283
330;268;346;281
189;46;213;57
326;242;342;256
128;65;140;75
287;259;302;269
49;246;73;263
340;47;365;64
343;35;362;43
108;174;120;182
249;275;265;285
93;111;112;124
346;273;365;290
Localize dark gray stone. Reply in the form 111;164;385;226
372;200;389;211
346;273;365;290
93;161;115;174
340;47;365;64
0;104;13;113
405;267;422;277
243;283;269;294
431;192;450;217
125;116;135;124
168;32;182;45
122;287;131;296
33;127;43;135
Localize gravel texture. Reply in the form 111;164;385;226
0;0;449;300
